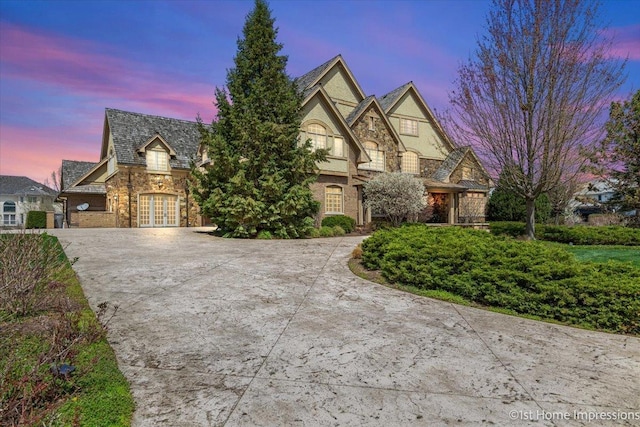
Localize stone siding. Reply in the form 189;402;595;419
351;107;401;179
421;158;444;178
105;165;198;228
450;153;490;186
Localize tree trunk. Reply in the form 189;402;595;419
525;198;536;240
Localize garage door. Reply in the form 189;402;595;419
139;194;179;227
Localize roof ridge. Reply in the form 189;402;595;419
105;108;199;125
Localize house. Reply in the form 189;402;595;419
295;55;491;225
59;109;201;228
0;175;58;227
62;55;490;228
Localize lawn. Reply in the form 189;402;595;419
563;245;640;267
1;232;134;426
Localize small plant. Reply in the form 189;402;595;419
351;244;363;259
321;215;356;233
307;228;321;238
257;230;273;239
319;226;335;237
26;210;47;229
332;225;346;236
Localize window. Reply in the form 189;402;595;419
462;166;474;180
147;148;168;171
369;117;375;131
399;118;418;136
3;201;17;225
325;186;343;213
402;152;419;174
360;141;385;171
332;137;344;157
27;196;38;204
307;124;327;151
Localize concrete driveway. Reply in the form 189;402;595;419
50;228;639;426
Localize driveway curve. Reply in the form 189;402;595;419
50;228;639;426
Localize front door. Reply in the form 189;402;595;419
139;194;178;227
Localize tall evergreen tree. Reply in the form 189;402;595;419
191;0;325;238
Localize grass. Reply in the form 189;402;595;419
562;245;640;267
0;233;134;426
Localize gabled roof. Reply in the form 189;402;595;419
0;175;56;196
136;134;177;156
432;147;470;181
302;85;371;163
379;82;456;152
103;108;199;169
345;96;407;153
61;160;97;190
295;55;366;101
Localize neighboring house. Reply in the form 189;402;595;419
293;55;491;225
59;109;201;228
0;175;58;227
61;55;491;228
572;179;619;219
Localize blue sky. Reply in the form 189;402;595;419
1;0;638;185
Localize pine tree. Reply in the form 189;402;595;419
191;0;325;238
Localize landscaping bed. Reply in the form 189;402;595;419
357;225;640;335
0;233;134;426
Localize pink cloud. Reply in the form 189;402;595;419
0;125;99;185
599;24;640;61
0;23;218;122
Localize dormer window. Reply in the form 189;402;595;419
399;118;418;136
147;147;168;171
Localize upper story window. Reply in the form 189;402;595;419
368;117;375;131
27;196;38;204
147;147;168;171
2;201;17;225
399;118;418;136
308;124;327;151
401;151;420;174
462;166;474;180
332;137;344;157
360;141;385;171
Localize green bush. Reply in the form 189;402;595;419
321;215;356;233
361;225;640;334
319;226;335;237
25;211;47;229
332;225;346;236
257;230;273;239
490;222;640;245
307;228;321;238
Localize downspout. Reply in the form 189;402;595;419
127;169;133;228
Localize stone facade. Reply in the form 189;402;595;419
105;166;198;228
351;107;401;179
421;158;444;178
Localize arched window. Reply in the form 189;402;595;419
360;141;385;171
2;201;17;225
307;124;327;151
402;151;419;174
325;186;343;214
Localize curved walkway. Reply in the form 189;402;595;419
50;228;639;426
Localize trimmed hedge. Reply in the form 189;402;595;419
361;225;640;334
321;215;356;233
25;211;47;229
490;222;640;246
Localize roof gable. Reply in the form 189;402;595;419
61;160;98;190
296;55;366;105
380;82;455;152
102;108;199;169
302;86;370;163
136;134;177;157
432;147;470;182
346;96;407;153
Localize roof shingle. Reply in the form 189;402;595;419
0;175;56;196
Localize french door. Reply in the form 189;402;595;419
139;194;178;227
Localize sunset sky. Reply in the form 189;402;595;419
1;0;638;186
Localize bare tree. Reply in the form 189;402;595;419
44;166;62;193
447;0;625;239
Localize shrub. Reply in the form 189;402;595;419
307;228;321;238
26;211;47;229
489;222;527;238
321;215;356;233
489;222;640;246
361;225;640;334
319;226;335;237
332;225;346;236
257;230;273;239
363;172;425;226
